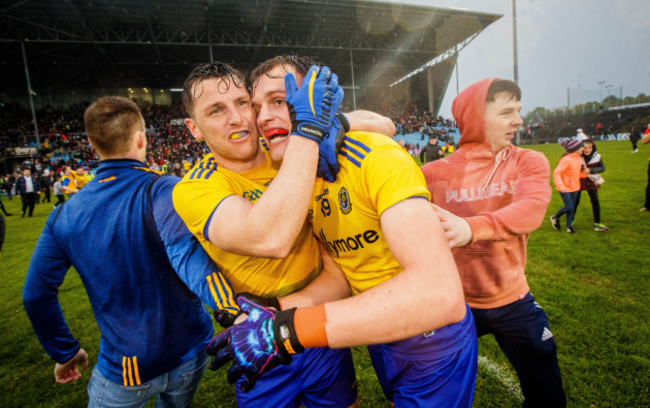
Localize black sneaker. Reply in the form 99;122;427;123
550;216;561;231
566;226;575;234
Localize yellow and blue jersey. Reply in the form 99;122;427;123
174;146;357;406
311;131;478;405
309;131;430;295
73;171;91;189
173;150;321;298
62;174;77;192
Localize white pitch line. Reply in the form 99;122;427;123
478;355;524;401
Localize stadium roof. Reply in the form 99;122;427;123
0;0;501;96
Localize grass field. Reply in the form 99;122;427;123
1;140;649;407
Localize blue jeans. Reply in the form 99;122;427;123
554;191;579;227
87;350;209;408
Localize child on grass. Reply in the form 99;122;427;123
550;138;583;233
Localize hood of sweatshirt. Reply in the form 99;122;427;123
453;77;504;162
452;77;516;187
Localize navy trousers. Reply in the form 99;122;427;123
472;293;566;408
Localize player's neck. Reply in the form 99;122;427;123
213;148;266;174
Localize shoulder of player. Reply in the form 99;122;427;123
341;131;405;167
180;157;221;182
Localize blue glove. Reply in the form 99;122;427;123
206;297;303;392
285;65;344;144
317;112;350;182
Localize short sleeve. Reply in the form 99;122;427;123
362;145;430;216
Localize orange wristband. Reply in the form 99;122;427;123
294;305;328;348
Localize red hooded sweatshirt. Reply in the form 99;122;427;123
420;78;551;309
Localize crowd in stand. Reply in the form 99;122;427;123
0;103;213;199
2;100;647;201
1;101;460;181
526;104;650;142
389;103;457;142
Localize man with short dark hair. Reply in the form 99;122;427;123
15;168;40;217
421;78;566;407
23;95;238;407
419;135;444;164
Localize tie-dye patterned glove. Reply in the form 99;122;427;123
206;297;303;392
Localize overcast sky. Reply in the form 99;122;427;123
379;0;650;117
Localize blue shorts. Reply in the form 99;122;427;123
235;346;357;407
367;304;478;407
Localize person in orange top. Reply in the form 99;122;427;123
421;78;565;407
550;138;584;233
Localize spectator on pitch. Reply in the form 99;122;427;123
551;138;584;233
23;96;239;407
52;173;65;208
419;135;444;164
640;123;650;212
0;193;11;216
421;78;566;407
15;168;40;218
1;175;13;200
630;126;641;153
201;56;476;407
575;139;608;231
39;172;51;204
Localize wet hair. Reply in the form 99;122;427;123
182;62;248;118
84;96;144;156
486;79;521;102
247;54;319;93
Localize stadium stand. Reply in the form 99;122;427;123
388;103;460;155
522;104;650;144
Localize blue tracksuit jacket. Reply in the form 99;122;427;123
23;159;237;385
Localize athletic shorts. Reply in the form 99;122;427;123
234;346;357;407
367;304;478;407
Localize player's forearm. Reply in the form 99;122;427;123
345;110;396;137
322;264;466;348
209;137;318;257
641;133;650;144
280;260;352;309
322;198;465;348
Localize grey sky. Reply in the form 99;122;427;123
379;0;650;118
